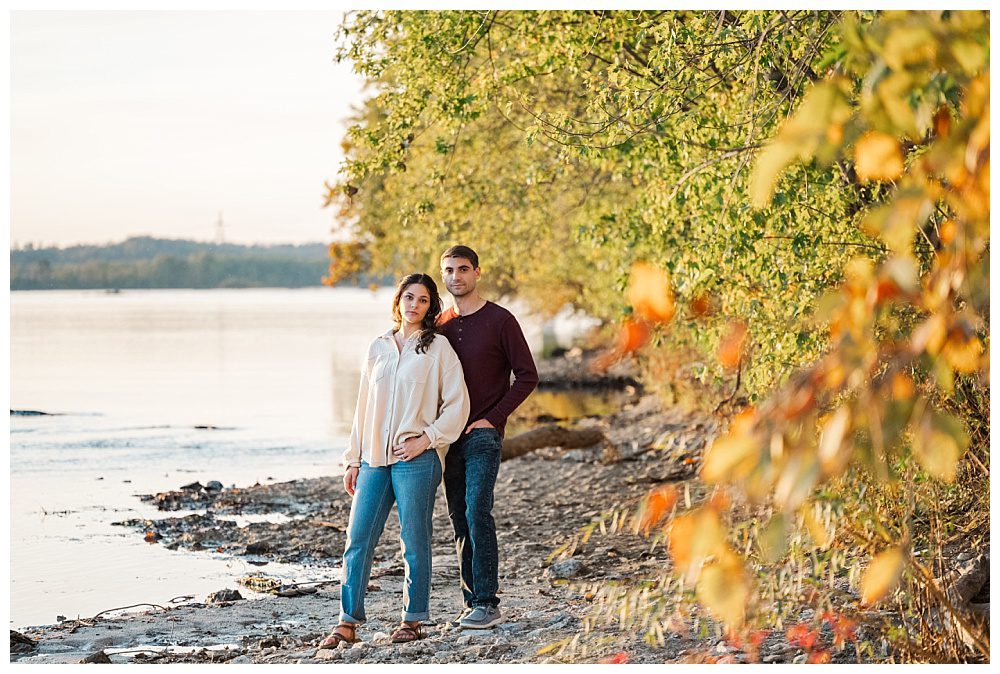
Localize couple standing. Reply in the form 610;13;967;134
319;245;539;648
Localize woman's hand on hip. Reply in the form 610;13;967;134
393;433;431;461
344;466;359;496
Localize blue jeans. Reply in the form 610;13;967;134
339;450;442;624
443;428;502;608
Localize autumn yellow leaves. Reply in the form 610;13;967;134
618;10;988;641
854;132;904;182
859;546;907;606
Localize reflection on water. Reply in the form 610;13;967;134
8;288;601;628
10;287;394;435
9;288;396;628
506;388;637;435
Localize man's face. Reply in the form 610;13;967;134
440;256;480;297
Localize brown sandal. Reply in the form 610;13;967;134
318;623;359;649
390;622;423;643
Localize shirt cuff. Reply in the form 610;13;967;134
484;411;504;430
423;426;442;448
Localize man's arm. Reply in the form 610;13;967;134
482;315;539;430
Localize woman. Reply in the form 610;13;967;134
319;273;470;648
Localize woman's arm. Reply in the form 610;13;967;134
422;347;471;448
342;349;372;470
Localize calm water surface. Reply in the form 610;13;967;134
8;287;400;628
9;288;588;629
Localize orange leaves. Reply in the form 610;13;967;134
860;546;907;605
817;406;851;476
636;484;678;534
322;241;366;286
912;406;969;482
599;652;629;664
700;430;759;485
938;219;957;245
668;505;727;584
783;613;856;661
718;320;747;369
689;293;714;318
590;318;648;372
617;319;651;353
933;105;952;137
701;408;760;485
628;263;675;323
786;623;820;651
590;319;650;373
874;278;901;303
593;262;674;372
668;498;751;628
779;386;816;421
854;131;904;182
890;372;914;400
941;323;984;373
823;611;859;649
696;547;750;627
144;531;160;544
807;649;832;664
910;314;947;355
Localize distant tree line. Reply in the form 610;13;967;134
10;237;390;289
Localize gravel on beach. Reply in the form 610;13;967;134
14;392;752;664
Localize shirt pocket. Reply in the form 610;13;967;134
398;355;433;384
370;357;391;383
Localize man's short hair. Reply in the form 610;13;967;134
440;245;479;269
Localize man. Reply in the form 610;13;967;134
437;245;539;629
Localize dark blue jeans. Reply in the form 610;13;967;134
443;427;502;608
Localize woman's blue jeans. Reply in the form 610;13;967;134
339;450;442;624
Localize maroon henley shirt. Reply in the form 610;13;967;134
437;301;539;439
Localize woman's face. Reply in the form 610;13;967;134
399;283;432;325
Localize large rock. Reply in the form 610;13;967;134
10;629;37;654
546;559;587;579
80;650;112;663
205;589;243;604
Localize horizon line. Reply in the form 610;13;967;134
10;235;337;251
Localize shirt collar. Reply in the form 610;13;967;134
379;328;420;342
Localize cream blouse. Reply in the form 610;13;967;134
343;329;470;469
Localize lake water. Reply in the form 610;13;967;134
8;287;595;629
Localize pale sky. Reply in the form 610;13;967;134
10;11;367;247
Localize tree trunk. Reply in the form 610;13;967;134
501;424;606;461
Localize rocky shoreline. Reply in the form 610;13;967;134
13;388;739;664
12;351;895;664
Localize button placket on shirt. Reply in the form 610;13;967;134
382;333;416;463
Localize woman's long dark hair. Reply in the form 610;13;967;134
391;273;442;354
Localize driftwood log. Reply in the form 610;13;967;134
936;550;990;653
501;424;606;461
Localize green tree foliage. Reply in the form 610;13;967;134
9;237;377;289
335;10;989;661
332;10;891;398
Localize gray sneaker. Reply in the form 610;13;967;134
449;607;473;627
459;605;503;629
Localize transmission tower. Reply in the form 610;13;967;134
215;211;225;245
